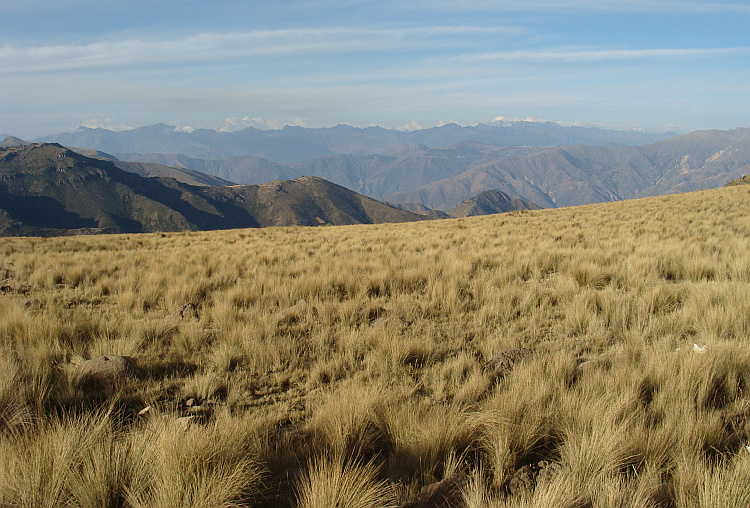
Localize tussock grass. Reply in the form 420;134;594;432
1;185;750;505
295;455;393;508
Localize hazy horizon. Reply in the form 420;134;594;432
2;1;749;139
1;118;692;143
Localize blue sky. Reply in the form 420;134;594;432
1;0;748;138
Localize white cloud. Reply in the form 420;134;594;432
0;25;524;74
220;116;308;132
397;120;423;131
423;0;750;13
459;47;750;64
80;118;132;131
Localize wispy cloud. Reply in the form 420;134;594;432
0;25;524;73
424;0;750;13
459;47;750;63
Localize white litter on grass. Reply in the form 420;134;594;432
693;344;707;354
746;445;750;454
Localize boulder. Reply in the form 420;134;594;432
505;460;561;497
74;355;132;395
506;465;535;497
484;347;534;381
275;299;308;324
413;472;469;508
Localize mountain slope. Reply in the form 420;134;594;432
448;190;541;217
70;147;235;187
387;128;750;210
1;136;30;148
0;143;429;236
116;152;302;185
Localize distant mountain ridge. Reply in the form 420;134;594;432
70;147;235;187
0;143;430;236
387;128;750;209
120;142;539;196
37;122;675;163
0;136;31;148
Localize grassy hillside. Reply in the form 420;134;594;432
1;184;749;507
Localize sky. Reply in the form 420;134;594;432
1;0;749;139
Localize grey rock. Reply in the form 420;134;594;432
74;355;132;395
275;299;308;324
484;347;534;381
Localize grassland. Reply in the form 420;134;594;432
1;184;750;507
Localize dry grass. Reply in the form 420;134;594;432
1;184;749;506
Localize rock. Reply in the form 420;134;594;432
535;460;561;485
484;347;534;381
506;465;536;496
176;415;196;430
414;472;469;508
165;303;199;325
178;303;199;320
275;299;308;324
505;460;561;497
74;355;132;395
187;403;212;417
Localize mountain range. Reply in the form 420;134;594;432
5;121;750;234
38;121;675;163
117;142;541;198
72;126;750;211
388;128;750;209
0;143;432;236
